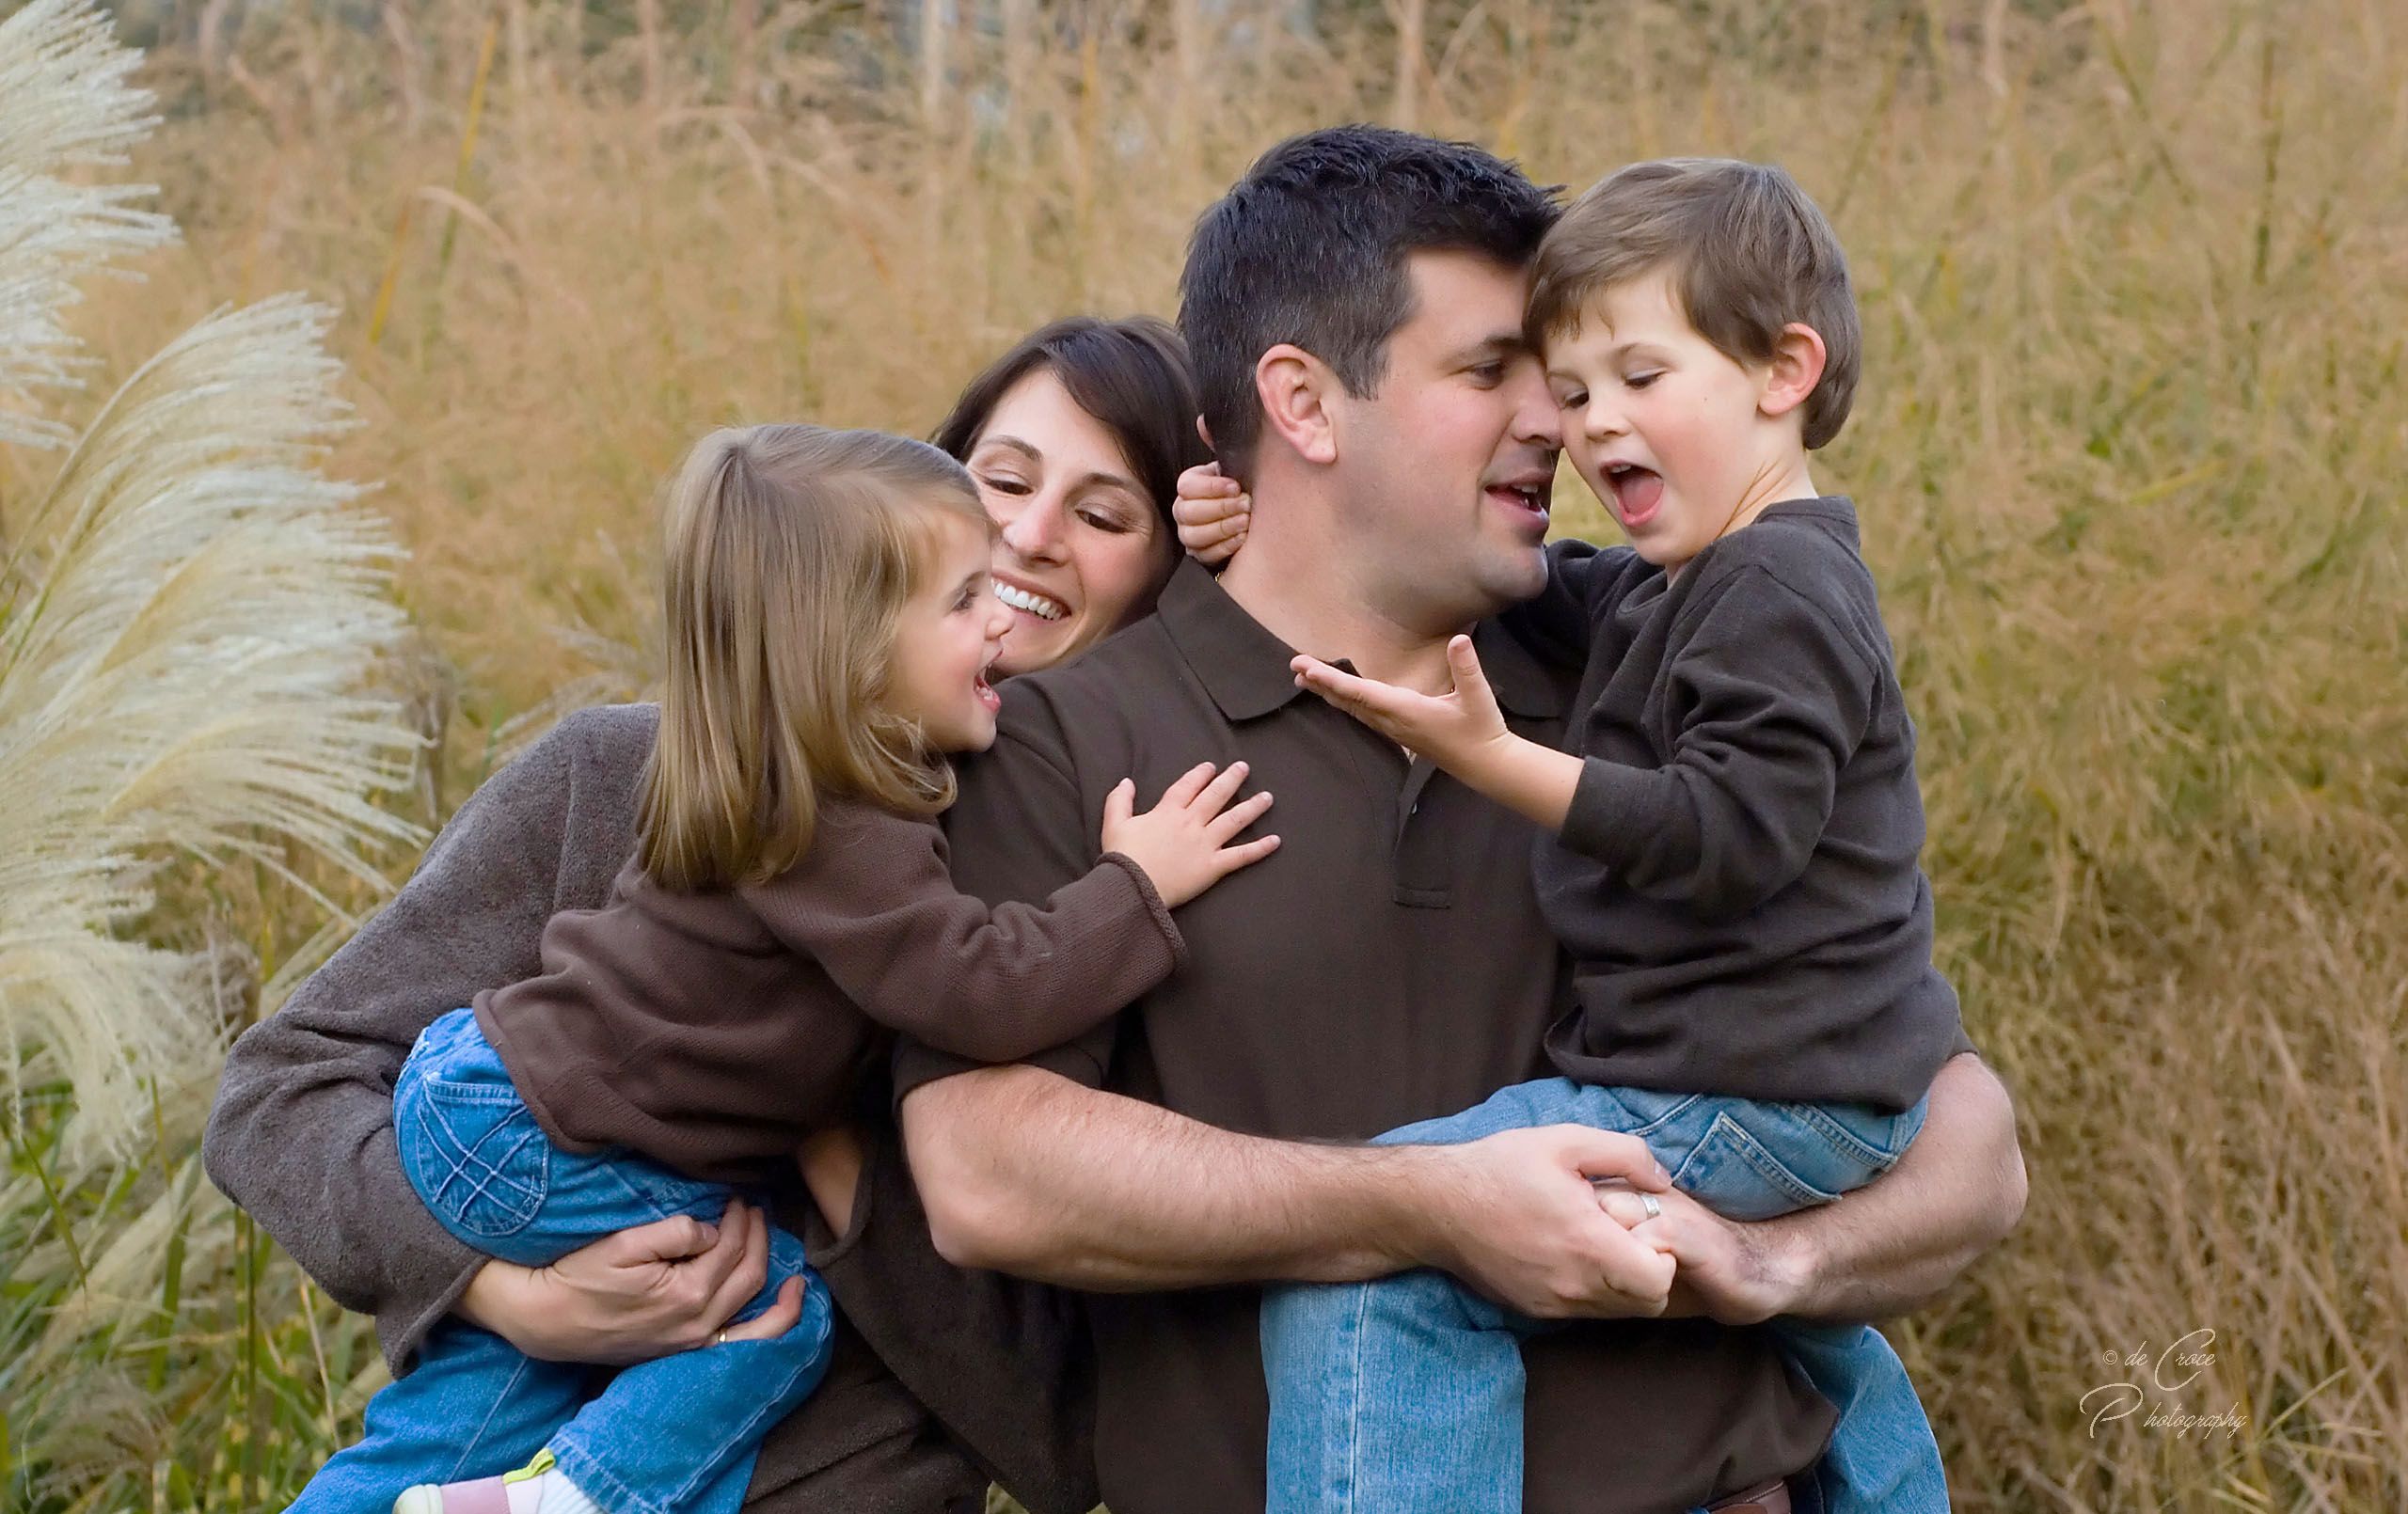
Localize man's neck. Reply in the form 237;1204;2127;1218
1214;494;1465;697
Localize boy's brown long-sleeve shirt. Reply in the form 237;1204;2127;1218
477;796;1183;1184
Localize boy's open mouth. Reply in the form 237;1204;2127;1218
1605;463;1664;528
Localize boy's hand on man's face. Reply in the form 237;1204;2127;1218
1173;460;1250;565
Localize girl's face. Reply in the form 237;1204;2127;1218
887;512;1014;753
963;370;1180;678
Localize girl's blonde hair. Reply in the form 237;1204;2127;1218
637;422;990;891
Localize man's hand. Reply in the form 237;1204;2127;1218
1172;461;1250;564
1596;1186;1803;1325
1421;1126;1679;1319
454;1197;802;1364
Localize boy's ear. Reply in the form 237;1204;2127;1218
1254;344;1340;466
1757;323;1829;426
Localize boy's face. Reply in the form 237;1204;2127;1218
1544;268;1797;574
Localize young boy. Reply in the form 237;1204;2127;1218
1178;158;1964;1514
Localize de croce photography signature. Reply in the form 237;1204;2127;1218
2083;1329;2250;1441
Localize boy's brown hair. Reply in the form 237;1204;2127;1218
1527;157;1861;449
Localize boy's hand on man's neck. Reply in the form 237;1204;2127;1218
1215;495;1486;697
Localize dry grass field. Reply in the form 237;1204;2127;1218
4;0;2405;1507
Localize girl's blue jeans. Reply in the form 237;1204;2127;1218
1259;1077;1947;1514
288;1008;834;1514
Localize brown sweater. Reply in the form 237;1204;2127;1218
477;797;1183;1184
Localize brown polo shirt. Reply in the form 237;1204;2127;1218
895;560;1836;1514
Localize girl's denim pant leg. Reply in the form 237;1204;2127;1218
1259;1077;1945;1514
289;1008;834;1514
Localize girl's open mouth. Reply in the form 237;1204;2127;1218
974;670;1001;713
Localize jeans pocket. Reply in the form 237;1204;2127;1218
1667;1111;1843;1222
1795;1095;1927;1173
403;1079;551;1242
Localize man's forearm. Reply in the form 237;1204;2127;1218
902;1063;1684;1320
1765;1052;2025;1323
901;1064;1431;1287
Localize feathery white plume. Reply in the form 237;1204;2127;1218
0;0;177;449
1;0;424;1159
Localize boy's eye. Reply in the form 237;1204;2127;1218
1556;388;1588;410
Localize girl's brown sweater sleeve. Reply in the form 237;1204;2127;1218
741;801;1184;1064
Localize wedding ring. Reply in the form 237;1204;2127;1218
716;1329;729;1347
1640;1194;1662;1220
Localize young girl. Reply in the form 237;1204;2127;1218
290;423;1278;1514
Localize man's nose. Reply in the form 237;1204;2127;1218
1511;370;1564;449
998;491;1068;561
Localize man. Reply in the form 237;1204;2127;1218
893;126;2024;1513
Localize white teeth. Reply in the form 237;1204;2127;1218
995;583;1067;622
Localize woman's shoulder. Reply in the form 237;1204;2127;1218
544;701;660;764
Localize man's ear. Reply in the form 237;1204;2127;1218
1758;323;1829;425
1254;343;1339;466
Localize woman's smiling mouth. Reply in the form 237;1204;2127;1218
995;580;1068;622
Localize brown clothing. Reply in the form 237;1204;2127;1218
478;796;1183;1184
894;560;1842;1514
203;705;1101;1514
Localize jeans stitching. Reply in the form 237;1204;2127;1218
415;1093;546;1238
440;1351;533;1483
1339;1282;1370;1514
1790;1102;1900;1171
1682;1112;1843;1209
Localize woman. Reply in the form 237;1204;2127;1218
202;316;1211;1514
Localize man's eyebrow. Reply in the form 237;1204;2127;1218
1456;330;1534;364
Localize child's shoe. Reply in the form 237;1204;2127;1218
393;1448;602;1514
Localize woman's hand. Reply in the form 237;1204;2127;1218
1172;462;1250;565
454;1197;802;1364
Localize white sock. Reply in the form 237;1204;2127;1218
502;1465;602;1514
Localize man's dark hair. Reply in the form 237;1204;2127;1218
932;315;1211;529
1179;125;1560;480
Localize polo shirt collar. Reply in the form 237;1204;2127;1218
1155;559;1570;723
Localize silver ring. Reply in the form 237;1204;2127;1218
1640;1194;1662;1220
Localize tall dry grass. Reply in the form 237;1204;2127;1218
5;0;2404;1507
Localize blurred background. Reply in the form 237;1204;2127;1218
2;0;2403;1508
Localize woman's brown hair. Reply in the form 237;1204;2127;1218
637;423;990;891
930;315;1210;526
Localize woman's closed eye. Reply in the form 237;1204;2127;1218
1624;371;1662;390
977;472;1033;497
1073;493;1145;534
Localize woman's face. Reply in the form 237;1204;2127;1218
963;369;1179;678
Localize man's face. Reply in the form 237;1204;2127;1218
1327;249;1561;631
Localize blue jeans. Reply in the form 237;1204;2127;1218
289;1008;835;1514
1260;1077;1946;1514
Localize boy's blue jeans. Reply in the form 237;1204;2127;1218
289;1008;834;1514
1259;1077;1946;1514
